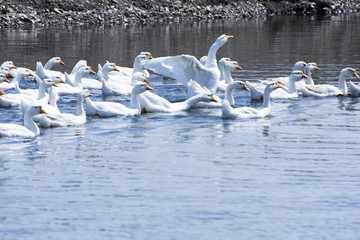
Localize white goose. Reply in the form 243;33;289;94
0;70;38;108
301;67;359;97
0;105;46;138
143;34;233;93
37;90;92;128
261;61;307;86
349;80;360;97
222;82;282;119
217;59;242;92
99;62;131;85
108;52;153;79
247;70;308;100
65;60;101;89
58;66;96;95
0;67;16;90
302;62;320;85
35;58;65;80
85;83;153;117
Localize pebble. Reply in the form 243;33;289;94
0;0;359;27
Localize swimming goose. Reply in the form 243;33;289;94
0;70;37;108
37;90;92;128
0;105;46;138
349;80;360;97
99;62;131;85
144;34;233;92
59;66;96;95
36;60;65;80
65;60;101;89
85;83;153;117
247;70;308;100
222;82;282;119
301;67;359;97
217;59;242;91
302;62;320;85
261;61;307;86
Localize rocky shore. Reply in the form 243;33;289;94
1;0;360;27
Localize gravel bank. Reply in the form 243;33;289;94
1;0;360;27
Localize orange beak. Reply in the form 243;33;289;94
236;64;242;70
3;76;10;83
226;35;234;40
144;77;149;84
89;67;96;75
0;88;5;95
149;54;154;59
7;72;14;78
12;64;17;69
243;83;250;91
60;59;65;65
114;65;120;72
315;66;320;71
146;84;153;91
211;93;217;102
52;81;58;87
353;70;359;78
29;72;34;77
60;78;66;84
275;81;282;88
40;106;47;114
301;72;309;78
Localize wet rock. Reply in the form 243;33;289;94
0;0;359;27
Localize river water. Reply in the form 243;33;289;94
1;14;360;239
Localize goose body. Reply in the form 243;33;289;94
36;58;65;80
0;105;46;138
349;81;360;97
37;90;92;127
58;66;96;95
301;68;359;97
144;34;233;92
222;82;281;119
247;71;308;100
86;83;153;117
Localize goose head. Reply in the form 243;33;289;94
340;68;359;79
0;73;10;83
139;52;154;60
49;75;65;84
49;57;65;66
1;67;14;78
231;81;250;91
132;82;153;95
80;89;92;98
266;81;283;92
103;62;119;73
26;105;47;116
290;70;308;81
293;61;307;71
132;72;149;85
42;78;58;88
1;61;17;69
226;60;242;71
216;34;234;46
76;66;96;77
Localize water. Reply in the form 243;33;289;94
1;14;360;239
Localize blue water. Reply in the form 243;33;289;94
1;14;360;239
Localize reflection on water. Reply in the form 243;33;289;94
1;13;360;240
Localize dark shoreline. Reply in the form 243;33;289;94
1;0;360;28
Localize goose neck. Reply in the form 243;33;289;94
76;94;85;116
337;73;348;94
224;84;236;106
262;86;271;108
24;111;40;136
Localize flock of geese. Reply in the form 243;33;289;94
0;34;359;138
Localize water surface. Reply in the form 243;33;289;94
1;14;360;239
